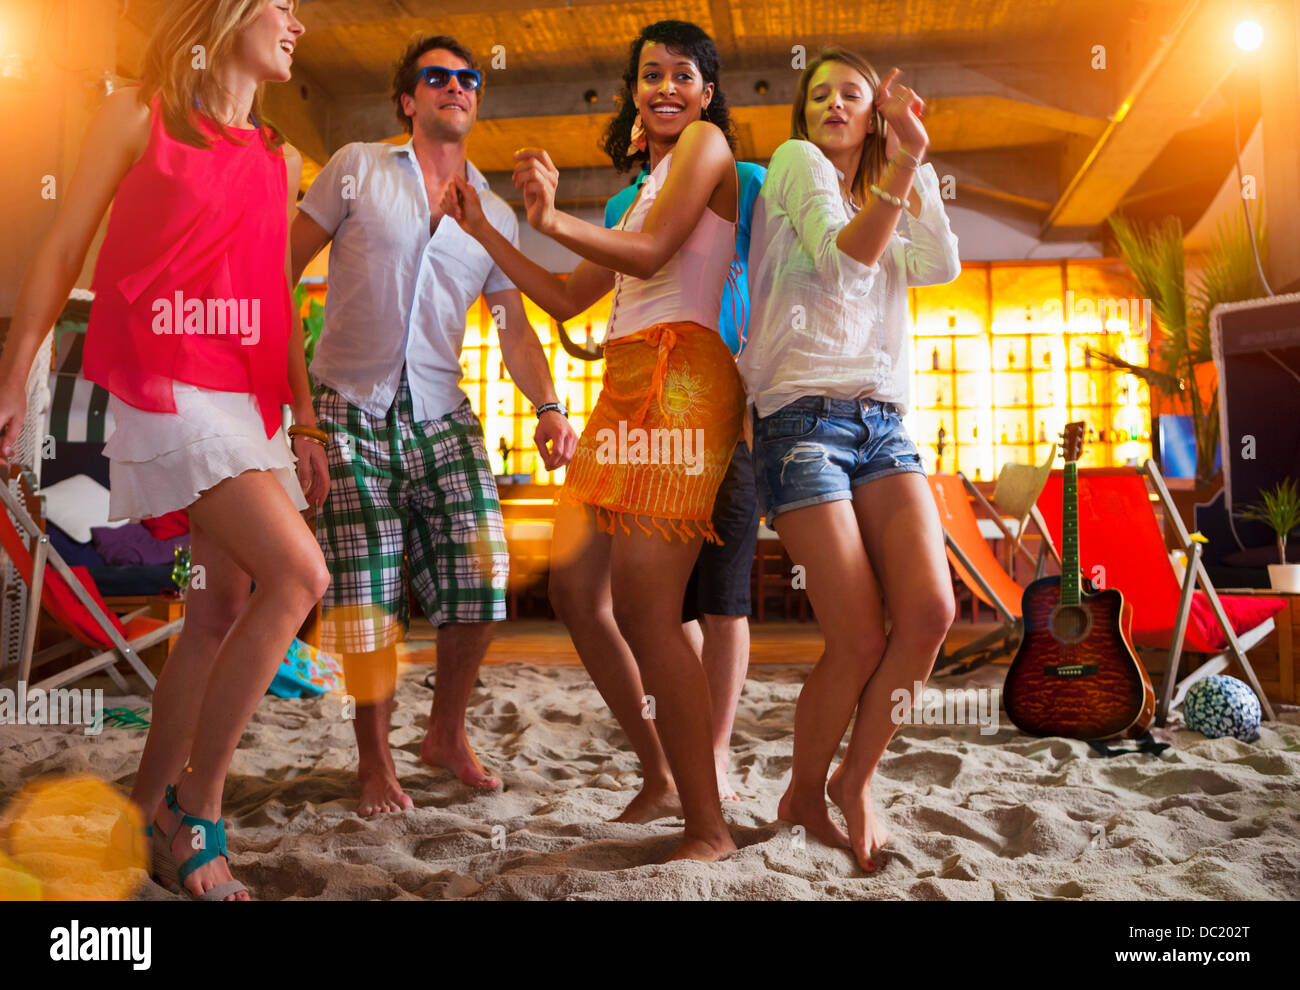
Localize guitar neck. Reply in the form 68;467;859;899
1062;462;1081;605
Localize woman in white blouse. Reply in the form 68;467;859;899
739;49;960;872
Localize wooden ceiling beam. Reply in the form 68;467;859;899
1043;0;1243;230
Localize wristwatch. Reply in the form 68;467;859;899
535;401;568;418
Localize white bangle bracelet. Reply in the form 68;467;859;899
894;145;925;167
868;184;905;209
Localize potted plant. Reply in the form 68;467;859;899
1095;209;1267;484
1237;478;1300;593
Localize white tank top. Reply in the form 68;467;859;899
606;151;737;341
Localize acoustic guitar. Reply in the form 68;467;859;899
1003;422;1155;740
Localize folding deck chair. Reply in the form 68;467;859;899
0;470;179;694
990;446;1060;572
927;474;1031;673
1037;460;1281;724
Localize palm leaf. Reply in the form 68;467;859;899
1108;214;1188;370
1087;347;1183;396
1188;203;1267;363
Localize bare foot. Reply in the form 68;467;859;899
665;831;737;862
777;786;851;850
715;754;741;802
828;768;889;872
420;731;500;790
154;794;248;901
357;766;414;817
611;780;683;824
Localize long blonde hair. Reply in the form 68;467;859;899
790;48;887;206
138;0;288;149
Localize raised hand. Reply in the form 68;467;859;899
440;173;489;238
875;67;929;160
512;148;559;234
0;381;27;467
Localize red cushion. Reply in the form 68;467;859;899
142;509;190;540
0;509;127;649
47;565;130;648
1191;593;1286;652
1039;469;1285;654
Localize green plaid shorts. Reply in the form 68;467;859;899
313;373;508;653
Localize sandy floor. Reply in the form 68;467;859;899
2;624;1298;900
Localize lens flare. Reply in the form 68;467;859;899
1;775;147;900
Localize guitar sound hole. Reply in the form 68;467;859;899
1050;604;1092;645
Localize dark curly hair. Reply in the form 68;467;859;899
392;34;481;135
600;20;735;174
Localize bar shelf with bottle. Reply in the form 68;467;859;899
910;259;1152;481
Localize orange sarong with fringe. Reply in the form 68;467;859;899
560;321;744;542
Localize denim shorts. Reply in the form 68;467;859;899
753;396;926;522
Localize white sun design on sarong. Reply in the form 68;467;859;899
659;368;706;424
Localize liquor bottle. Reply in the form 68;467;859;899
1015;423;1024;443
171;546;192;593
1038;421;1047;443
1000;426;1009;445
932;345;940;371
1043;349;1052;367
1008;347;1016;368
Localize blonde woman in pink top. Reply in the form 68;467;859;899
0;0;322;901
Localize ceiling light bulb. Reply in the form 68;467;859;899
1234;20;1263;52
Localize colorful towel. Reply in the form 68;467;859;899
268;638;344;698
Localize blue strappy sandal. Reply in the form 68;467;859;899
152;784;249;901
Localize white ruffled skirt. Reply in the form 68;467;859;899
104;384;309;522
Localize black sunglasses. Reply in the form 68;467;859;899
416;65;482;91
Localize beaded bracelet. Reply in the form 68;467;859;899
868;184;906;209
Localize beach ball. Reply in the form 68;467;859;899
1183;675;1262;742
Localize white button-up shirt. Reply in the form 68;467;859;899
299;139;518;420
739;139;960;417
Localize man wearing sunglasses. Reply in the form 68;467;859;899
290;35;578;816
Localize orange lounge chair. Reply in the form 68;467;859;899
0;471;179;693
927;474;1033;672
1037;460;1281;724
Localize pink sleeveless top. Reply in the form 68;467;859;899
85;95;292;438
607;151;737;341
